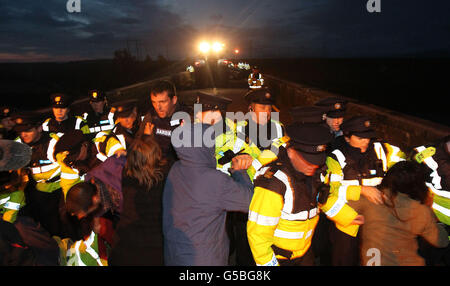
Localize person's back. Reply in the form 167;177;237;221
352;194;447;265
162;123;253;266
349;161;449;266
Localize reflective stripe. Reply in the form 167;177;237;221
250;86;262;89
42;120;49;132
248;210;280;226
116;134;127;150
432;202;450;217
330;173;343;183
325;198;346;218
389;145;405;163
257;253;279;266
332;149;347;169
31;162;59;174
373;142;388;172
84;231;104;266
75;118;83;130
253;166;270;180
96;153;108;162
251;159;262;173
361;177;383;186
338;185;349;202
4;201;20;210
274;229;304;239
61;173;79;180
340;179;359;186
47;134;62;163
427;183;450;199
233;137;245;154
273;170;294;215
0;197;10;205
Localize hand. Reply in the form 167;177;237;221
350;215;365;225
143;122;154;135
114;149;127;158
361;186;383;205
231;154;253;171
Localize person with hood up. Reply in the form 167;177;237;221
163;123;254;266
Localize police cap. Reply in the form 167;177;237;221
53;130;87;159
245;88;274;106
89;90;106;102
341;116;377;139
289;106;327;124
12;113;41;133
315;97;347;118
0;140;32;171
195;91;232;112
51;93;71;108
112;99;138;118
286;123;333;166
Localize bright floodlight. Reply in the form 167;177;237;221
199;42;210;53
212;42;224;53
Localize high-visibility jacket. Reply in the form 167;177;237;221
65;230;108;266
236;119;285;181
82;109;115;136
0;169;27;223
93;131;126;162
215;118;252;175
248;149;328;266
413;144;450;225
42;116;90;134
20;132;63;193
323;141;406;236
248;73;264;89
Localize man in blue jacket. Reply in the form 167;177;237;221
163;123;254;266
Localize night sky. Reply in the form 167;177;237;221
1;0;449;62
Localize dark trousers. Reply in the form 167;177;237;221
20;185;64;237
329;223;360;266
278;248;315;266
227;212;256;266
311;213;332;266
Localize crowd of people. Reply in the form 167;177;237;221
0;77;449;267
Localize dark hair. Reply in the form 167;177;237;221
150;80;176;99
66;182;97;215
378;160;430;220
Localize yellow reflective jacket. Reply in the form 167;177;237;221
323;141;406;236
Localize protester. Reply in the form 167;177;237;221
109;135;168;266
348;160;449;266
163;123;254;266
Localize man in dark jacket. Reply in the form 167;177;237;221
162;123;254;266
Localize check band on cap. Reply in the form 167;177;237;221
289;142;327;154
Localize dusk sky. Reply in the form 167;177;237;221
1;0;449;62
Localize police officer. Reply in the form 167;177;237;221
315;97;348;138
82;90;115;139
110;99;140;150
0;106;18;140
42;93;89;134
248;66;264;90
193;91;254;175
141;80;186;168
13;113;65;236
247;123;363;266
412;135;450;265
325;115;406;266
0;140;31;223
238;88;286;181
